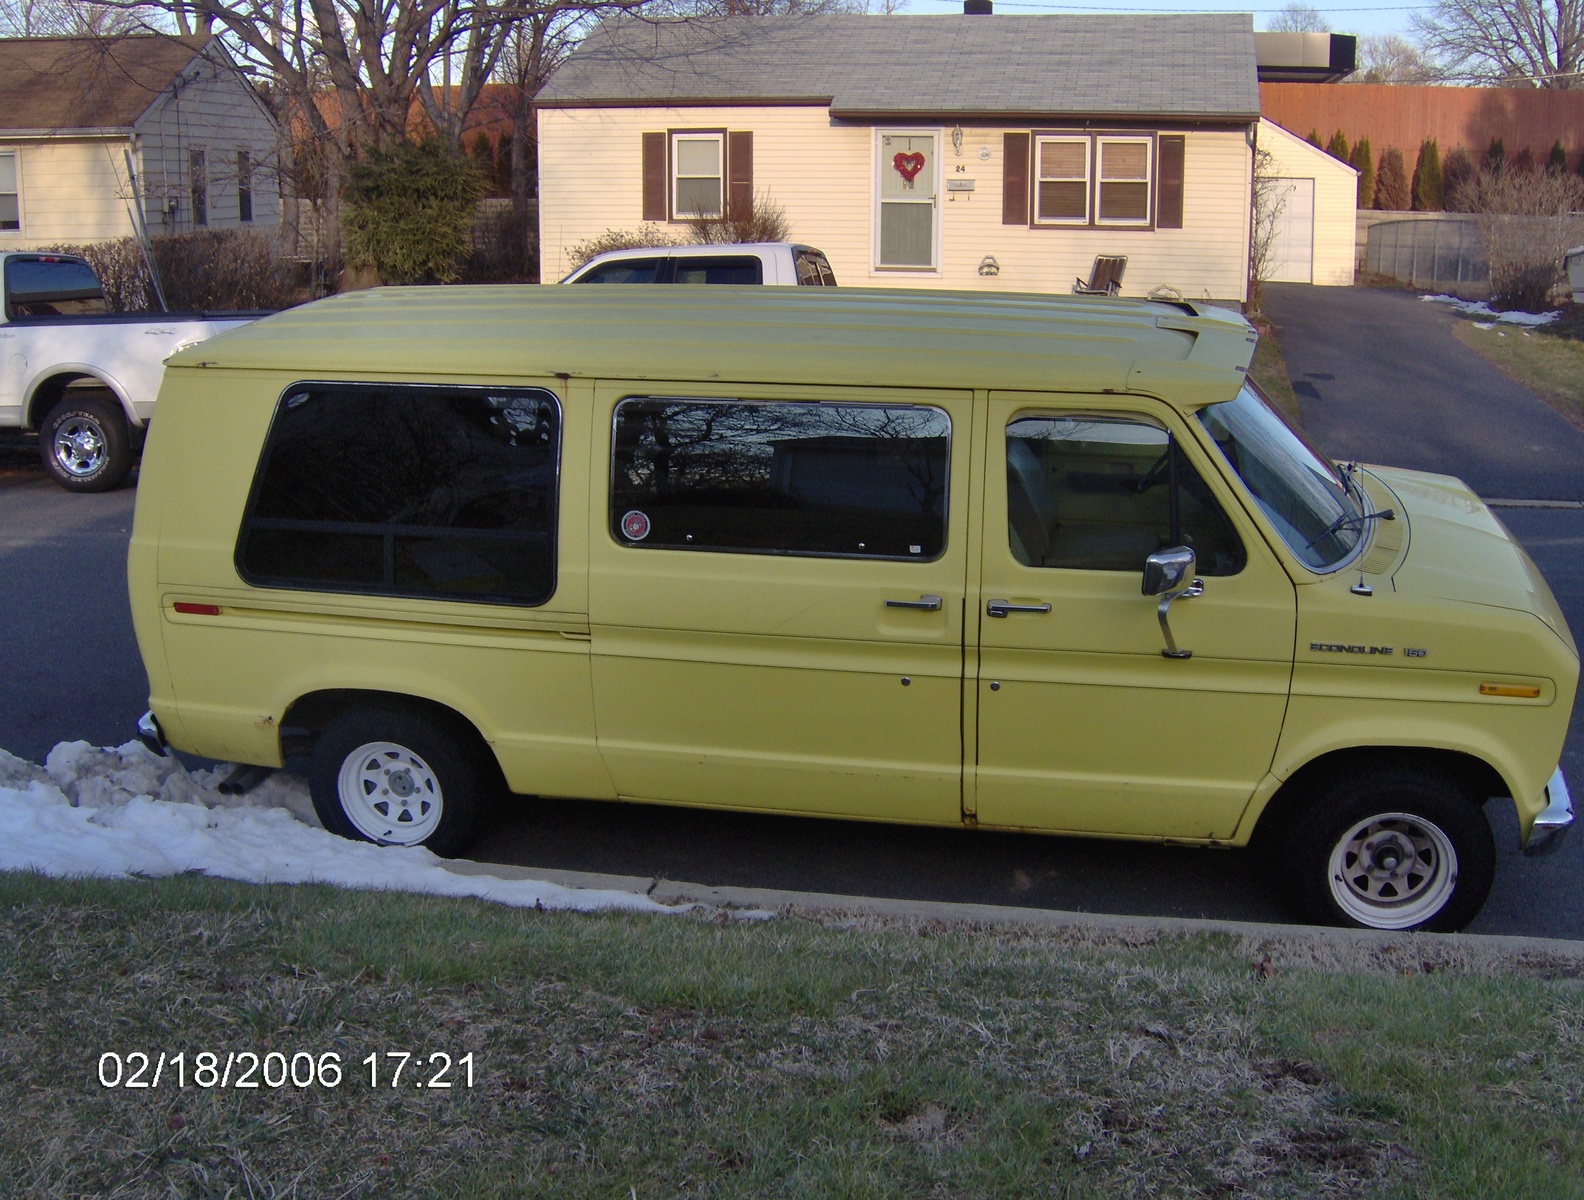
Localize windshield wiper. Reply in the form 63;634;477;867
1306;505;1396;549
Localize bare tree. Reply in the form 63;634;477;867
1414;0;1584;86
1349;33;1444;81
0;0;142;34
1248;147;1288;315
1266;3;1330;32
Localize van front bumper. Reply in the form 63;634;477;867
1523;768;1573;857
136;710;168;757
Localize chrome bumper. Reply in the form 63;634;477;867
135;710;168;757
1523;768;1573;857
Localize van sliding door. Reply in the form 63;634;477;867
587;385;973;823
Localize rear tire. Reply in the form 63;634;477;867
309;706;486;857
1282;765;1495;932
40;391;133;492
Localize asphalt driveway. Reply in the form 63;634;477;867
1263;283;1584;502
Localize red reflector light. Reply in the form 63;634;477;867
173;602;220;616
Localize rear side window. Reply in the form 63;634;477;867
611;398;949;560
238;384;560;606
794;250;837;286
4;256;108;317
672;255;763;284
575;258;664;283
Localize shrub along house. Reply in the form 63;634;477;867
537;7;1264;302
0;34;280;249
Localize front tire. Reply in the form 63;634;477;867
1282;766;1495;932
309;706;486;857
40;391;134;492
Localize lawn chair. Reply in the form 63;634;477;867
1073;255;1127;296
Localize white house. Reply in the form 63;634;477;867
538;10;1274;302
0;34;281;249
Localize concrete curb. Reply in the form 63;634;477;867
443;858;1584;959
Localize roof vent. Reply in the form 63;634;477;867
964;0;992;12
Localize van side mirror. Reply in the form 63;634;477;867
1142;546;1197;596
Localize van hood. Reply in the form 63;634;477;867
1370;467;1576;653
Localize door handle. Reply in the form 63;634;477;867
885;594;943;611
986;599;1051;618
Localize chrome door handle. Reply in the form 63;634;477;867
987;599;1051;618
885;594;943;611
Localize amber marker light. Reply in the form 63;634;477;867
1480;682;1542;699
173;602;221;616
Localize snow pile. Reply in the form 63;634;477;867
0;741;672;914
1421;294;1562;326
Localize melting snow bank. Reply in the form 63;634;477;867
1421;294;1561;326
0;740;673;915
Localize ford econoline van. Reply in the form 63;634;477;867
128;286;1575;932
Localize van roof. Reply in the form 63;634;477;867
169;286;1258;407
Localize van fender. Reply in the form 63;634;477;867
1232;719;1526;846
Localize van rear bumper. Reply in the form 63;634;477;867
1523;768;1573;857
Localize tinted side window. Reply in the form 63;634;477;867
5;257;108;317
612;398;949;560
795;250;837;286
672;255;763;285
577;258;663;283
1006;414;1244;575
239;385;560;605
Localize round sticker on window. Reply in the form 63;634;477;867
620;510;651;541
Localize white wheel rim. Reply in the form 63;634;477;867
1327;811;1459;929
336;741;443;846
53;415;108;477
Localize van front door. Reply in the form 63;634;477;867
972;396;1296;839
588;385;973;824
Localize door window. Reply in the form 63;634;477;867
672;255;762;284
1006;413;1244;575
575;257;665;283
611;398;949;560
877;132;937;268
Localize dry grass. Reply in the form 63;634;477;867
1452;305;1584;428
1248;320;1303;425
2;873;1581;1199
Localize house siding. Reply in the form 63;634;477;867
0;137;136;248
540;105;1253;301
132;57;280;234
1257;117;1356;287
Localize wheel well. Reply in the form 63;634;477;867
281;690;500;779
26;373;123;430
1251;747;1509;849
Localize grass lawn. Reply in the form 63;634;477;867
1452;305;1584;429
2;874;1581;1199
1248;320;1302;426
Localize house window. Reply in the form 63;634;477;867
1098;137;1152;224
1034;137;1089;225
237;149;252;223
189;149;207;227
671;133;722;219
876;131;938;269
1029;133;1155;228
0;152;19;231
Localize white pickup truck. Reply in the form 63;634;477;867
0;252;260;491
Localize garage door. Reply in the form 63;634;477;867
1268;178;1314;284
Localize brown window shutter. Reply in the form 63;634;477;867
727;131;754;222
1157;135;1185;229
1002;133;1030;225
642;132;666;221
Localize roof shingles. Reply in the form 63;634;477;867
539;14;1260;121
0;35;211;132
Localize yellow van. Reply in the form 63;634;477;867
128;286;1575;932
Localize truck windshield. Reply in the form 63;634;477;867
1196;384;1365;571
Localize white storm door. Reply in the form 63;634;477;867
876;131;939;269
1269;179;1315;284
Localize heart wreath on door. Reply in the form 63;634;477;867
893;152;926;183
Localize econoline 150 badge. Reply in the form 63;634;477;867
1311;642;1428;658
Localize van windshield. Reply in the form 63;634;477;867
1196;384;1365;571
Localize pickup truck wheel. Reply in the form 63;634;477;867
1282;767;1495;932
40;392;133;492
308;706;485;857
